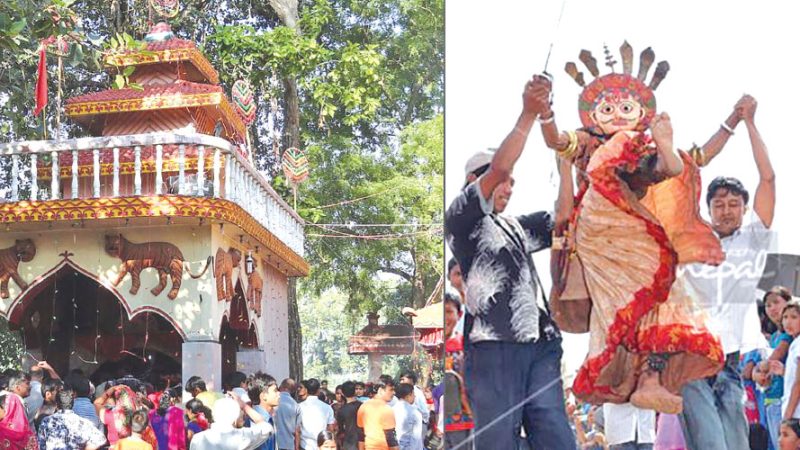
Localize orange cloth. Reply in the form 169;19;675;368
357;399;396;450
113;437;153;450
570;131;724;404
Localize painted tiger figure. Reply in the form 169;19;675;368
246;259;263;317
215;247;242;302
0;238;36;299
105;234;211;300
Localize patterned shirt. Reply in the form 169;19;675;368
37;410;107;450
445;180;558;343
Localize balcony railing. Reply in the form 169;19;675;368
0;132;304;257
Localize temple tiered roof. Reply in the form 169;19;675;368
65;23;244;142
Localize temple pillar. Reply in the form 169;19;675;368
182;341;221;403
236;349;266;376
368;353;384;382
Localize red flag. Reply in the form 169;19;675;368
34;44;47;116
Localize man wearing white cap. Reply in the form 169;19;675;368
444;75;575;449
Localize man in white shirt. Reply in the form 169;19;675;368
298;379;335;450
190;395;274;450
392;383;423;450
603;403;655;450
679;95;776;450
397;371;429;442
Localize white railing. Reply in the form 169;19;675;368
0;132;305;257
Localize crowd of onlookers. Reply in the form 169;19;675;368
0;362;444;450
448;243;800;450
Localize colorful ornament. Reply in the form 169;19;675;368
281;147;310;184
232;80;257;125
149;0;180;19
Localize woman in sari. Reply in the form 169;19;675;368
533;42;725;413
95;384;158;449
0;392;39;449
148;388;186;450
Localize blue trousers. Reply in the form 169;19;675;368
464;338;576;450
765;401;782;450
679;358;749;450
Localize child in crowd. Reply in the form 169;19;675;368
775;301;800;420
779;419;800;450
114;409;153;450
756;287;794;448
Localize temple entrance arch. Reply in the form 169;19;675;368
7;263;183;385
220;280;259;377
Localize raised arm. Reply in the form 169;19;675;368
37;361;60;380
651;112;683;177
478;75;550;199
698;100;742;166
738;96;775;227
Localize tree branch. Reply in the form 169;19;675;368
380;266;412;282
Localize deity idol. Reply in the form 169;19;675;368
535;42;725;413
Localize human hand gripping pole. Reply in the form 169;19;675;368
477;76;550;201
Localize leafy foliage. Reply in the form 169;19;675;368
0;318;23;371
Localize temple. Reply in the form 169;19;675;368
0;23;307;392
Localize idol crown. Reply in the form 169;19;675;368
564;41;670;91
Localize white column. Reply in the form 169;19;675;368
224;154;232;200
30;154;38;201
10;154;19;202
50;151;58;200
367;354;384;382
178;144;186;195
197;145;205;196
71;150;78;199
181;341;222;403
92;148;100;198
112;147;119;197
213;149;221;197
134;146;142;196
155;144;163;195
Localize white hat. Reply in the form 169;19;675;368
464;149;495;179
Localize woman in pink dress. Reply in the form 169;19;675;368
0;392;39;449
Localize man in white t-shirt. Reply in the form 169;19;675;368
603;403;655;450
298;379;336;450
392;383;423;450
679;95;776;450
189;395;273;450
397;371;429;441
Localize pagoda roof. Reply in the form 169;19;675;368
65;81;246;141
105;39;220;84
348;323;415;355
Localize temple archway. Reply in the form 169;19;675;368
220;280;259;377
7;264;183;384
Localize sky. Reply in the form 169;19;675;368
445;0;800;378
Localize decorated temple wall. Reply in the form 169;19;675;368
211;225;290;376
262;263;290;379
0;225;218;340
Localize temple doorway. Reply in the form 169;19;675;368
7;264;183;386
